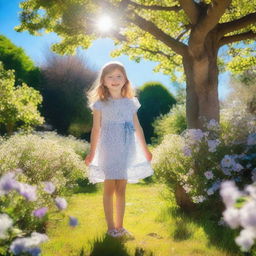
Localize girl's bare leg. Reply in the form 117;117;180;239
115;179;127;229
103;180;116;231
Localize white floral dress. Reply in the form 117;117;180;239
88;96;154;183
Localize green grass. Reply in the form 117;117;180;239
41;181;244;256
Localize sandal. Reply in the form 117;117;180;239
116;228;135;240
106;228;122;238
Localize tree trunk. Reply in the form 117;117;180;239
6;122;15;136
174;30;220;210
184;30;220;130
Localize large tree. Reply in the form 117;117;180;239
16;0;256;130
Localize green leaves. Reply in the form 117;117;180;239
16;0;256;79
0;62;44;135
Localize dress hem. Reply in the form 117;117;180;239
87;161;154;184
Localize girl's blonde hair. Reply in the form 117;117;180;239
86;61;135;106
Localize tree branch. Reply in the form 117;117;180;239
129;13;187;56
179;0;199;25
218;30;256;47
128;46;180;65
196;0;231;38
176;27;190;41
129;46;170;58
218;12;256;38
127;1;181;12
97;0;187;56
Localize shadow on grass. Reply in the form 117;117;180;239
78;234;155;256
167;204;243;256
173;219;193;241
73;178;99;194
74;176;156;194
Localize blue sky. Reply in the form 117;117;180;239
0;0;231;100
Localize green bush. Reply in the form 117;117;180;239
152;104;187;145
137;81;177;143
0;132;89;252
152;100;256;207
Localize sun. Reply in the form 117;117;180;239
96;16;113;32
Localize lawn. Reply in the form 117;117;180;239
41;181;242;256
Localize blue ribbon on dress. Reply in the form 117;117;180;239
124;121;135;144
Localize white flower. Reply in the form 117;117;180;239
240;201;256;229
223;207;240;229
0;213;13;239
207;187;214;195
192;195;206;203
183;184;192;193
187;168;194;176
207;139;220;152
220;181;243;207
204;170;214;180
235;228;256;252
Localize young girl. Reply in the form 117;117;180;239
85;61;154;239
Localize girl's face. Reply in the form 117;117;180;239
103;68;126;93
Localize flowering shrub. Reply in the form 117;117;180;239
220;181;256;252
0;169;79;255
0;132;88;190
152;103;256;205
0;132;87;255
220;99;256;145
30;131;89;158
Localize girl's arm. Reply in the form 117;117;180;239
89;109;101;155
133;113;152;161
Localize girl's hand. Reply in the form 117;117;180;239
85;152;95;166
144;150;153;162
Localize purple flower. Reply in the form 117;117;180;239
69;216;78;227
43;182;55;194
187;129;204;142
247;133;256;146
183;146;192;156
207;139;220;152
10;232;48;255
207;119;219;129
0;172;19;195
221;155;236;168
55;197;67;210
27;247;41;256
32;207;48;218
233;163;243;172
16;183;37;201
